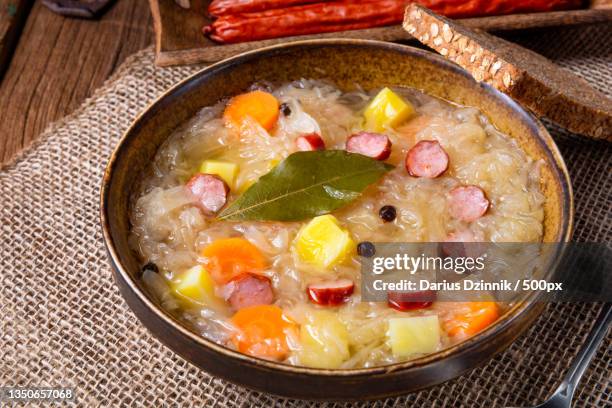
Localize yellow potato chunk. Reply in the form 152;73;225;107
295;215;355;269
199;160;238;189
364;87;415;132
299;311;350;369
173;265;224;310
387;315;440;358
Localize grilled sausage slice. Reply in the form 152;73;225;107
387;290;436;311
186;173;229;215
226;273;274;311
346;131;392;160
307;279;355;306
448;185;490;222
296;133;326;151
405;140;449;178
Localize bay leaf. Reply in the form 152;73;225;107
218;150;394;222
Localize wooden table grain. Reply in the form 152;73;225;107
0;0;153;165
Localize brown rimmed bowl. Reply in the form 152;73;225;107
101;39;573;400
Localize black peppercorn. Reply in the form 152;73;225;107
379;205;397;222
280;103;291;116
142;262;159;274
357;241;376;258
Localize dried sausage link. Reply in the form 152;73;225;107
204;0;582;44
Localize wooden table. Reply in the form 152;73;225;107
0;0;152;165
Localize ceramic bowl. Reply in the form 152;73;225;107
101;40;573;400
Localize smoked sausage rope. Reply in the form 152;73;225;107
208;0;327;17
204;1;408;44
203;0;583;44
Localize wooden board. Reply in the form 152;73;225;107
150;0;612;66
0;0;153;165
0;0;34;79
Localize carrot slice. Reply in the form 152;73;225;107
444;302;500;339
202;237;267;284
231;305;296;360
223;90;280;131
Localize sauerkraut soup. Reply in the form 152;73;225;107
130;80;544;369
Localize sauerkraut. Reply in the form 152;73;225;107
129;80;544;369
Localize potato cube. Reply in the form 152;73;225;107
199;160;238;189
364;87;415;132
299;311;350;369
173;265;225;310
387;315;440;358
295;215;355;269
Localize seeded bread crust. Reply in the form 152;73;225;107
404;4;612;140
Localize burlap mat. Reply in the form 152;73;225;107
1;24;610;407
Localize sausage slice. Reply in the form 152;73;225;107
307;279;354;306
405;140;449;178
439;229;485;268
448;185;490;222
346;131;392;160
387;290;435;311
296;133;326;151
186;173;229;215
226;273;274;311
445;229;476;243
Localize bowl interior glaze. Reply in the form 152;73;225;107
101;40;572;400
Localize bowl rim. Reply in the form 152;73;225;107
100;38;574;377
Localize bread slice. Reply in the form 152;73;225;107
403;4;611;140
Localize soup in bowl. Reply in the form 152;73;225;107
102;40;572;399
